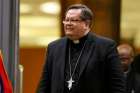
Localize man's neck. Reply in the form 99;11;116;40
72;30;89;44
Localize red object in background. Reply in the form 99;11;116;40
0;50;13;93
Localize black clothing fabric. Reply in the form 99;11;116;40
36;32;125;93
64;35;87;93
126;56;140;93
126;67;135;93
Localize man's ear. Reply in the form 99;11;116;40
85;20;91;28
130;58;134;63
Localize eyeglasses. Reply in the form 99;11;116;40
63;19;84;24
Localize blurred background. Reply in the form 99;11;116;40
19;0;140;93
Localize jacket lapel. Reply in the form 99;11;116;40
79;33;95;78
59;39;67;81
54;38;67;91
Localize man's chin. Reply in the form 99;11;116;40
66;35;75;40
66;36;73;40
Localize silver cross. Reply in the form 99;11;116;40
67;77;74;90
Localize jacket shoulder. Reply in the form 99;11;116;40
94;34;116;46
47;37;67;49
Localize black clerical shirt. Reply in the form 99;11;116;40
64;35;88;93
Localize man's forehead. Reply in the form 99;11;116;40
118;45;132;52
66;9;81;16
119;48;130;53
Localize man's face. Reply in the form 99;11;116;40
118;47;133;71
63;9;89;40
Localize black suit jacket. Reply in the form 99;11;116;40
127;61;140;93
37;32;125;93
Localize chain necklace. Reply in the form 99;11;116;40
67;40;87;90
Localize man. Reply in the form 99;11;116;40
37;4;125;93
117;44;135;93
117;44;134;73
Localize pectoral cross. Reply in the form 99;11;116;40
67;77;74;90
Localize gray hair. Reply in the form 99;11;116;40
66;4;93;27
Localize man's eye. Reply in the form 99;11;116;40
71;19;80;21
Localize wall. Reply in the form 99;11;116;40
20;48;46;93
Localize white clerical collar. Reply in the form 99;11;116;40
73;40;80;44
